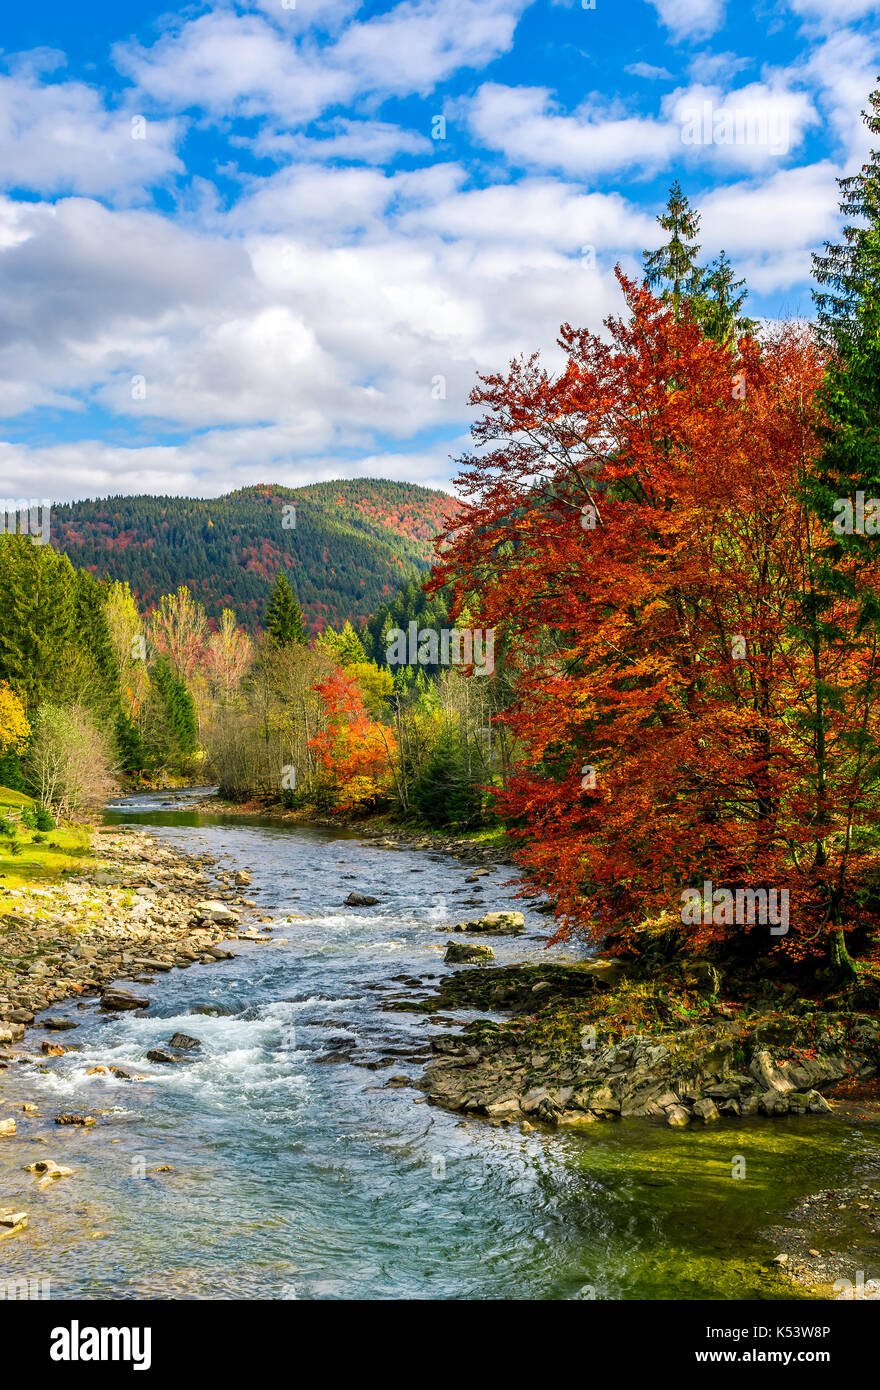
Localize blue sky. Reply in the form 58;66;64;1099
0;0;878;501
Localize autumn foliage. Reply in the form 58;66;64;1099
309;668;396;810
434;272;880;969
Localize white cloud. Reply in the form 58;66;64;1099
114;0;533;124
625;62;675;80
0;64;183;198
465;79;816;176
784;0;880;23
247;119;433;165
465;84;680;176
644;0;727;41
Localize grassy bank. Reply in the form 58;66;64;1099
0;787;94;900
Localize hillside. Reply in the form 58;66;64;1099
50;480;455;632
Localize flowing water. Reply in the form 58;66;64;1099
0;790;877;1300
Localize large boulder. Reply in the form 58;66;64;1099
194;900;240;926
445;940;495;964
101;988;149;1012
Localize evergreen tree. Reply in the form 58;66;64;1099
264;572;307;646
814;86;880;351
643;181;703;317
148;656;198;762
317;621;366;667
115;710;149;775
644;188;754;342
692;251;757;345
809;86;880;592
412;733;483;828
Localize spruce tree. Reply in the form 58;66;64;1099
644;187;754;342
643;181;703;318
809;85;880;593
264;572;307;646
692;251;756;345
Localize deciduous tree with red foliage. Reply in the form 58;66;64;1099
433;272;880;979
309;667;396;810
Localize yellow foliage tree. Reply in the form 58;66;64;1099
0;682;30;754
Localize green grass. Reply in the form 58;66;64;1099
0;785;95;899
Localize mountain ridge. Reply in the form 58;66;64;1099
50;478;456;633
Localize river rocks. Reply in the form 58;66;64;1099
202;945;235;960
444;911;524;935
692;1097;720;1123
666;1105;691;1127
416;968;880;1130
101;988;149;1012
27;1160;73;1184
146;1048;180;1064
54;1114;96;1126
168;1032;200;1050
193;900;240;926
344;892;381;907
0;1118;16;1136
0;1209;27;1237
445;941;495;964
234;871;252;886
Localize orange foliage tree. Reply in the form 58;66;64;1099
433;272;880;975
309;668;396;810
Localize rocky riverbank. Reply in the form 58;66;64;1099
0;825;263;1066
392;958;880;1132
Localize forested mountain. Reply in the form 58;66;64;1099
50;480;455;632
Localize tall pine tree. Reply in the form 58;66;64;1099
264;572;307;646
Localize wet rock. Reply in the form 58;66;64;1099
0;1209;27;1237
101;988;149;1012
447;910;524;935
146;1048;180;1064
344;892;380;907
0;1118;16;1136
27;1160;73;1182
54;1114;96;1127
692;1097;720;1123
41;1041;66;1056
445;941;495;964
168;1032;201;1050
666;1105;691;1127
234;871;252;886
44;1018;78;1031
203;945;235;961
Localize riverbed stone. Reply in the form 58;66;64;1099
444;941;495;964
101;988;149;1012
666;1105;691;1127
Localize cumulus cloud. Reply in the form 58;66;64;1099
644;0;728;41
114;0;534;123
0;62;183;199
464;79;816;176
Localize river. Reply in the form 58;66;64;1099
0;790;876;1300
